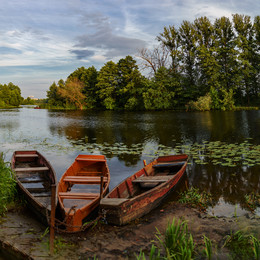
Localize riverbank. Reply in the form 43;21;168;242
1;200;260;259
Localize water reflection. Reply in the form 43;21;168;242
1;108;260;216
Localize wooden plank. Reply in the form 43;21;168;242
152;162;185;168
63;176;108;184
32;192;51;197
27;187;47;193
58;192;99;200
100;198;129;206
19;176;45;183
78;171;103;175
132;175;172;183
76;158;106;162
14;167;49;172
15;154;38;158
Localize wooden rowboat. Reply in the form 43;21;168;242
100;154;188;225
11;150;57;225
57;154;110;232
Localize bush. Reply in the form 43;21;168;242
0;153;17;215
186;93;212;111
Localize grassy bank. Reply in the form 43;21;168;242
0;153;17;216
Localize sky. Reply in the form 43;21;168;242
0;0;259;98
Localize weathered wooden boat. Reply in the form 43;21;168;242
11;150;57;225
57;154;110;232
100;154;188;225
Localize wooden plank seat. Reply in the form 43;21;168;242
14;167;49;172
15;154;39;158
59;192;99;200
100;198;129;206
76;158;106;162
152;162;185;168
63;176;108;184
19;175;45;183
132;175;173;183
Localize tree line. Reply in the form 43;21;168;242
0;83;36;108
2;14;259;111
47;14;259;111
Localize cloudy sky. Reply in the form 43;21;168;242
0;0;259;98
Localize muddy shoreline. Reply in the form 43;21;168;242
1;200;260;260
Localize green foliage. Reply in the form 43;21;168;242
203;236;213;260
244;192;260;211
0;153;17;216
0;82;23;107
186;93;212;111
223;231;255;259
156;218;195;260
44;13;259;111
178;187;212;210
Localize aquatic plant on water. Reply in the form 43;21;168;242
245;192;260;212
0;153;17;216
178;187;213;210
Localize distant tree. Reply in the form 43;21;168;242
96;61;119;110
46;81;66;107
0;82;23;107
178;20;198;100
58;78;86;110
233;14;258;105
68;66;99;108
138;45;169;75
157;25;181;74
143;67;181;110
117;55;145;110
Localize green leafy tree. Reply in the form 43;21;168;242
96;61;119;110
58;78;86;110
143;67;181;110
178;20;198;101
117;56;145;110
0;82;23;107
68;66;99;108
233;14;257;105
46;81;66;107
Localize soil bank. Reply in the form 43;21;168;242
1;200;260;260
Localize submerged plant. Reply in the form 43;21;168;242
178;187;212;210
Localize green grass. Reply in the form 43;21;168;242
0;153;17;216
178;187;213;210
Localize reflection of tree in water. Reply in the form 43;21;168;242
189;163;260;209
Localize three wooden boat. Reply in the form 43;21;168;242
57;154;110;232
100;154;188;225
11;150;57;225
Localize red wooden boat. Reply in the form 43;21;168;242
57;154;110;232
11;150;57;225
100;154;188;225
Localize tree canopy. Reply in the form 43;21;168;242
45;14;259;111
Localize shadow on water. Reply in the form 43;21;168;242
1;107;260;216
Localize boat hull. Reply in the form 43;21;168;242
57;154;110;232
11;150;57;225
101;154;188;225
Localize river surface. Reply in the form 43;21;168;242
1;106;260;217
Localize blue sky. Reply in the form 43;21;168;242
0;0;259;98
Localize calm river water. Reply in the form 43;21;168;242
1;106;260;217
